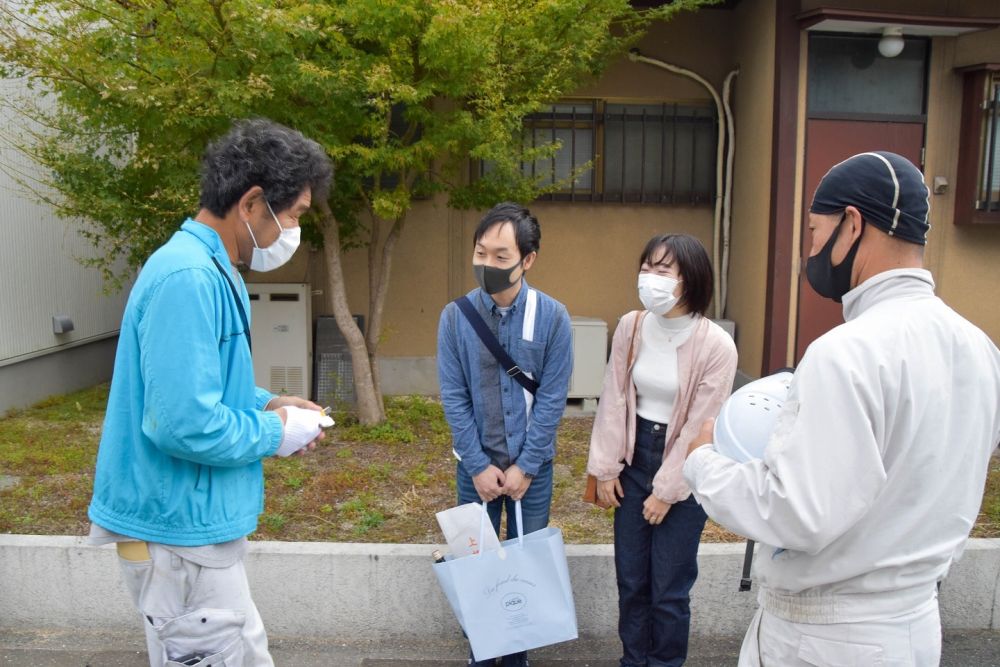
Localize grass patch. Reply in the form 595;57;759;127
1;388;999;546
0;383;107;476
261;513;287;532
972;457;1000;538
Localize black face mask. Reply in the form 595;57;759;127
474;262;522;295
805;215;864;304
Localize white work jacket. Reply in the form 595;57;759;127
685;269;1000;622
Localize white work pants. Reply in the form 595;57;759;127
117;543;273;667
738;596;941;667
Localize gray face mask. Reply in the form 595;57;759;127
473;262;522;295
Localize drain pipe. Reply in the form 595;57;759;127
721;69;738;318
627;48;737;320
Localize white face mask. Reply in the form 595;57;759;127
246;200;301;272
638;272;681;316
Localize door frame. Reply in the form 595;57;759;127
790;31;931;365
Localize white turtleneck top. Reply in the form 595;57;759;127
632;312;697;424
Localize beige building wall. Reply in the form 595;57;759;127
257;8;739;376
255;199;455;358
501;203;713;332
527;9;736;343
249;1;1000;397
329;203;720;361
721;0;776;377
923;24;1000;345
575;8;735;100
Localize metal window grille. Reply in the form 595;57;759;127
601;103;716;204
978;74;1000;212
480;100;717;205
521;102;597;195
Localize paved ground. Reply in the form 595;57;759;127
2;629;1000;666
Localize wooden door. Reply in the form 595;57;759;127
795;119;924;361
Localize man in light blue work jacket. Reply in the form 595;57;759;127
437;202;573;667
88;119;333;667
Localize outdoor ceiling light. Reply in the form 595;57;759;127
878;26;905;58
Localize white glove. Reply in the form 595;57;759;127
275;406;326;457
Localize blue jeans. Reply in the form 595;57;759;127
614;416;707;667
456;460;554;667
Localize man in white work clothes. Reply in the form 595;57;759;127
683;151;1000;665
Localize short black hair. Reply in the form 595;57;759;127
638;234;713;316
472;202;540;259
199;118;333;217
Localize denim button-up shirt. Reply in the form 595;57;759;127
437;282;573;477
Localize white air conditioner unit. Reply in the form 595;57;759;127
568;317;607;403
248;283;311;399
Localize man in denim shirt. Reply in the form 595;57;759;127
437;202;573;667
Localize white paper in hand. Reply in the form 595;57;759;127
436;502;501;557
276;406;324;457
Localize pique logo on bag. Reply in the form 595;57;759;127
502;592;526;612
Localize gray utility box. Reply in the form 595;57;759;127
313;315;364;409
248;283;311;398
568;317;608;401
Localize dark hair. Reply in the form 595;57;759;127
472;202;541;259
638;234;713;316
199;118;333;217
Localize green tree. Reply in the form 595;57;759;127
0;0;711;424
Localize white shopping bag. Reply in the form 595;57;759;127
435;502;501;557
433;501;578;661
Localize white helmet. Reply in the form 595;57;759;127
713;371;794;462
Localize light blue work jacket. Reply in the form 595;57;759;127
88;220;283;545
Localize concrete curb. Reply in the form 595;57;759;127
1;536;998;640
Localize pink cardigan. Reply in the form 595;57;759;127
587;310;738;503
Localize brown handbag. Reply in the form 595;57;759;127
582;473;607;508
583;311;643;509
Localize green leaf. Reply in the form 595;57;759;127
0;0;715;289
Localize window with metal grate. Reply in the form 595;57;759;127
956;66;1000;225
477;99;717;205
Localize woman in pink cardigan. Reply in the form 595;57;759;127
588;234;737;667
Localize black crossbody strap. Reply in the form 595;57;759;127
211;257;252;353
455;296;539;396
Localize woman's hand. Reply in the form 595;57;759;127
597;478;624;508
643;494;670;525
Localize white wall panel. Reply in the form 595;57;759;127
0;77;130;365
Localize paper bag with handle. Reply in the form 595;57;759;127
433;501;578;661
